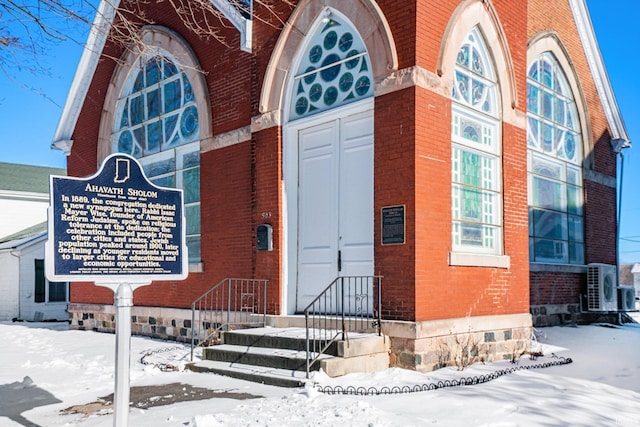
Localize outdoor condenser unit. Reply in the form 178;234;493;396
587;263;617;311
617;285;636;312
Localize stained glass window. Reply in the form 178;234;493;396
527;53;583;265
112;54;201;263
451;27;501;254
290;11;372;120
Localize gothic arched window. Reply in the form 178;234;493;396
527;52;583;264
451;27;502;254
112;53;201;263
290;11;373;120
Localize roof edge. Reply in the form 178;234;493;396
569;0;631;148
51;0;121;156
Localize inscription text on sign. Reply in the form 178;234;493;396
45;153;188;283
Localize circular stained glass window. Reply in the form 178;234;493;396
304;67;316;84
339;33;353;52
339;73;353;92
320;54;341;82
309;45;323;63
180;105;198;138
324;31;337;49
309;84;323;102
355;76;371;96
346;50;360;69
471;49;484;75
324;86;338;105
457;46;468;67
289;13;373;120
472;81;485;105
295;97;309;115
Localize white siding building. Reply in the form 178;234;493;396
0;226;69;321
0;163;65;239
0;163;68;321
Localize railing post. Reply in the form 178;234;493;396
190;302;196;361
341;277;345;341
305;309;310;378
226;279;231;330
263;280;267;326
377;276;382;336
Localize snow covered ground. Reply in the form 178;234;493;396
1;314;639;427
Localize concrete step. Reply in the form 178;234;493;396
202;344;332;371
187;359;309;388
195;326;390;385
221;327;339;354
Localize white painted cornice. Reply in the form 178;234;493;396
51;0;120;156
569;0;631;149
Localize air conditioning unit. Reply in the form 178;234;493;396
617;285;636;311
587;263;617;311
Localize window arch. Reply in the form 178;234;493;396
111;50;202;264
451;27;502;254
289;9;373;121
527;52;584;265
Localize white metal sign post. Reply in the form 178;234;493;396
45;154;188;427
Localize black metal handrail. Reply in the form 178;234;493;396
190;278;268;361
304;275;382;377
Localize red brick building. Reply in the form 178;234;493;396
52;0;629;370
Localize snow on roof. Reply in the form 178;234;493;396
0;163;65;194
0;222;47;250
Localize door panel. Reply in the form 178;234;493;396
297;122;339;309
296;111;373;312
339;113;374;278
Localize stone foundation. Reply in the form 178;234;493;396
68;304;194;342
530;304;621;327
382;313;533;371
69;305;534;372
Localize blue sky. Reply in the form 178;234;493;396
1;1;639;263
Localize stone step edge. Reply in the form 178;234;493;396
187;359;310;388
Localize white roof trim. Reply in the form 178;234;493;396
569;0;630;148
52;0;252;156
210;0;252;52
0;231;47;251
52;0;120;156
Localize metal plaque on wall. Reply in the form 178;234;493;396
381;205;405;245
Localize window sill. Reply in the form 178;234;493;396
189;262;204;273
449;252;510;268
529;263;587;274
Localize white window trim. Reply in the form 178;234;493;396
451;27;503;257
449;252;510;269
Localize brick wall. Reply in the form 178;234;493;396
65;0;617;326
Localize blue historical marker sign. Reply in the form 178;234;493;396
46;153;188;282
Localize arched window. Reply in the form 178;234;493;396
289;10;373;121
527;52;583;264
451;27;502;254
112;53;201;263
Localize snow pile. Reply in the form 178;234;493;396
1;317;639;426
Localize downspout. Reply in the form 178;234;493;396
9;248;22;320
612;138;630;290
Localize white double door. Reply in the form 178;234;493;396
295;110;374;312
